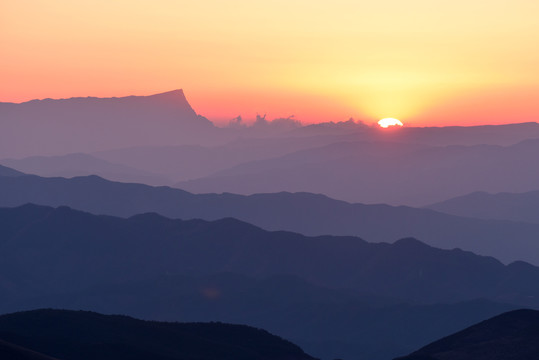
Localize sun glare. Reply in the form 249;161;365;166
378;118;404;128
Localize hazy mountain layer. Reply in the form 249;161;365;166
2;174;539;264
1;153;171;186
176;139;539;206
0;309;314;360
290;121;539;147
396;309;539;360
93;135;349;182
427;190;539;224
2;204;539;307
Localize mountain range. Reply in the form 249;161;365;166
2;203;539;307
3;91;539;360
175;139;539;206
0;203;530;359
3;91;539;208
0;153;170;186
2;172;539;264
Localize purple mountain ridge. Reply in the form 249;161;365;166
0;90;224;158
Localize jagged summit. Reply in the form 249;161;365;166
144;89;194;108
149;88;186;98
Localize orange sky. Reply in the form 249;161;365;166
1;0;538;126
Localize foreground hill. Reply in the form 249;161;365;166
2;204;539;307
0;339;60;360
176;139;539;206
0;309;314;360
427;190;539;224
9;273;516;360
2;174;539;264
396;309;539;360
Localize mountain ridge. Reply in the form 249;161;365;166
2;203;539;307
2;173;539;264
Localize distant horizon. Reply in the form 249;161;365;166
3;88;539;129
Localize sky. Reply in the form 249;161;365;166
2;0;538;126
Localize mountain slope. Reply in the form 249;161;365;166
0;165;24;177
0;309;314;360
2;204;539;307
2;174;539;264
395;309;539;360
427;190;539;224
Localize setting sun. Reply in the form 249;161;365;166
378;118;404;128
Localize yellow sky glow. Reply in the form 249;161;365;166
2;0;538;125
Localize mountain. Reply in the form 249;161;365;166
427;190;539;224
3;174;539;264
0;204;524;360
2;204;539;307
93;134;349;182
0;165;24;177
1;153;171;186
175;139;539;206
0;309;315;360
395;309;539;360
0;339;60;360
0;90;223;158
7;273;516;360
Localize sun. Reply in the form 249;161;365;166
378;118;404;128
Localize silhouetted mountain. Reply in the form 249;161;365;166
0;165;24;177
2;204;539;307
3;175;539;264
0;338;59;360
176;139;539;206
0;309;314;360
1;153;171;186
8;273;516;360
0;90;223;158
427;190;539;224
395;309;539;360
